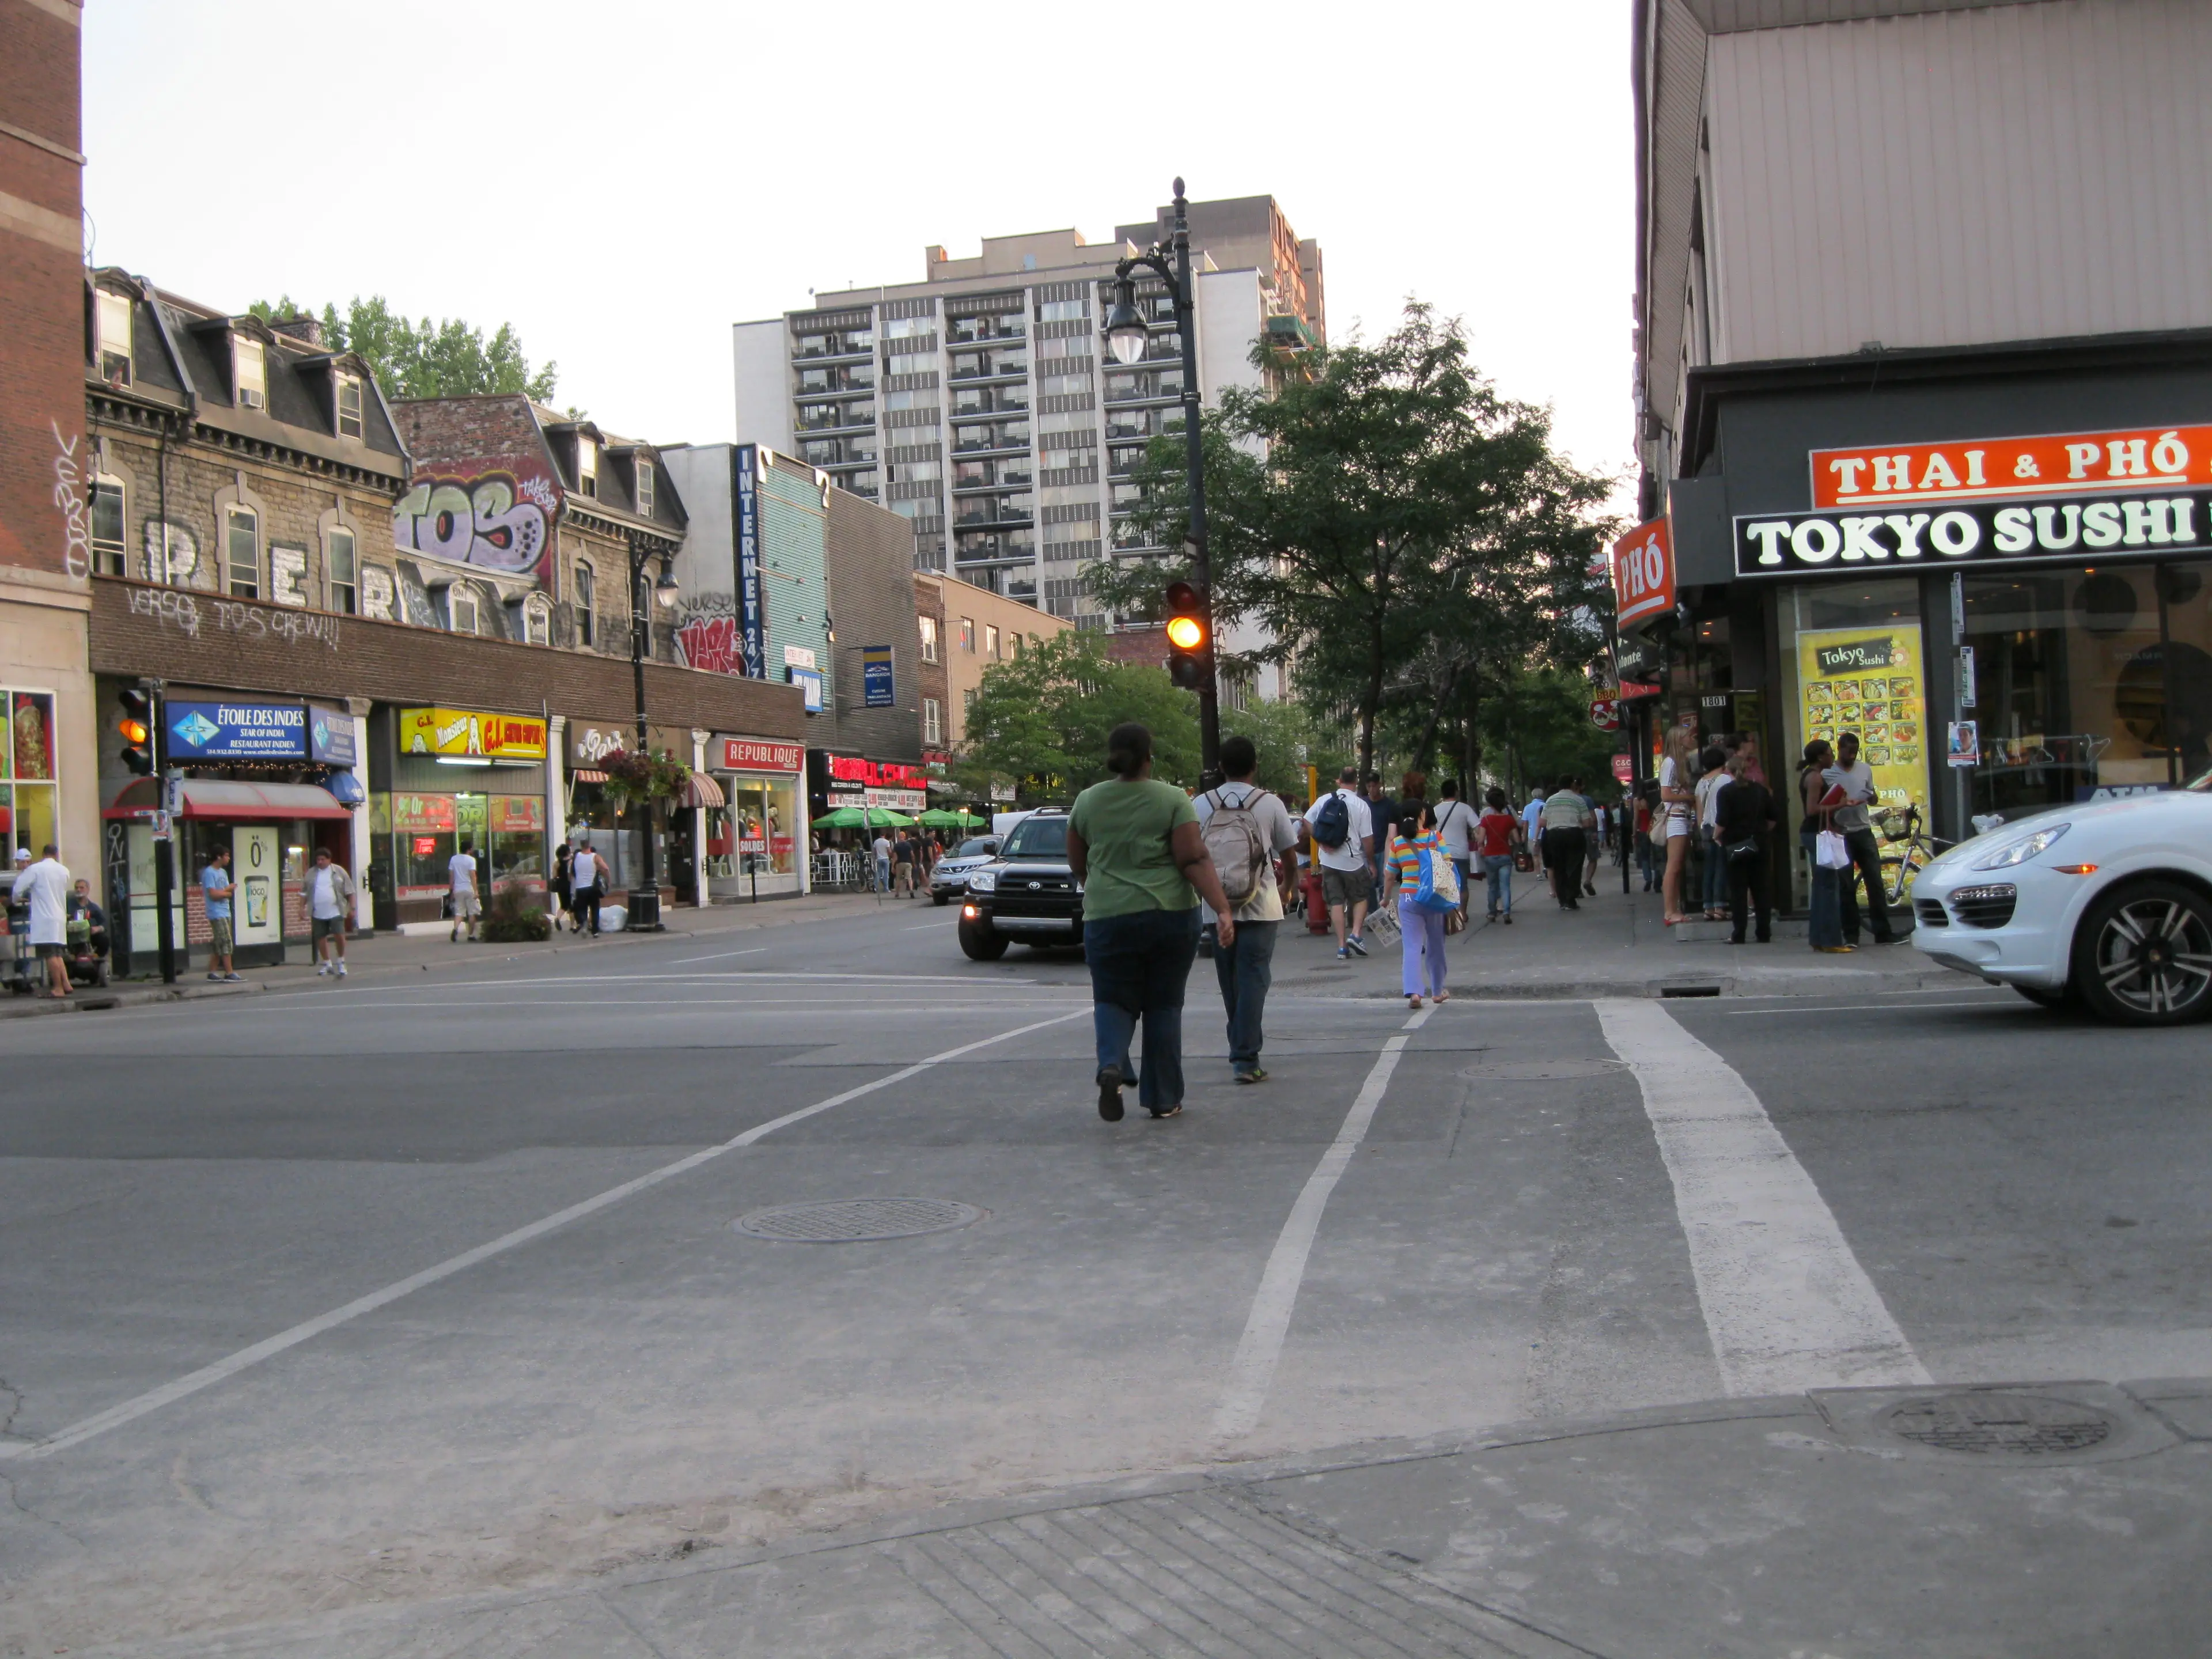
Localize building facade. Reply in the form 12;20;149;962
733;194;1323;622
912;569;1071;752
2;0;93;877
1629;0;2212;901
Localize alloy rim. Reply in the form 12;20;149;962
2096;899;2212;1016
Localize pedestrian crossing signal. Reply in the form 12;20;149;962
118;687;155;776
1164;580;1209;691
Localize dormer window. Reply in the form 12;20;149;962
336;374;363;440
446;585;479;635
635;457;654;517
576;435;598;498
233;337;266;410
96;290;132;385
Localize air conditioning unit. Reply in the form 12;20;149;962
238;388;265;410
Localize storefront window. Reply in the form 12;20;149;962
2;690;59;861
389;791;458;895
1964;560;2212;816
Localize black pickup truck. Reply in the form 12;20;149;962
957;809;1083;959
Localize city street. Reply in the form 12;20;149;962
2;893;2207;1654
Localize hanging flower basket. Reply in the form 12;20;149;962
599;748;692;812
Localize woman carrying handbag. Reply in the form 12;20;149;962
1799;740;1850;953
1384;803;1456;1010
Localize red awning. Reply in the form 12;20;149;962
679;772;726;809
571;769;609;785
104;778;354;821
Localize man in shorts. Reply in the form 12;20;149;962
11;843;73;998
1299;765;1376;960
307;844;354;978
201;844;240;981
449;839;482;942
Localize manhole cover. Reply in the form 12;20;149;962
1459;1059;1631;1081
733;1198;986;1243
1885;1392;2113;1455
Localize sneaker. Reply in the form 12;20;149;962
222;972;245;982
1503;914;1513;925
1345;933;1368;957
1336;945;1351;960
1149;1104;1183;1119
1234;1067;1267;1085
206;971;224;981
1096;1065;1125;1122
316;963;331;976
450;925;459;942
335;962;348;977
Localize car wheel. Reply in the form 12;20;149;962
2071;879;2212;1026
957;916;1008;961
933;892;949;907
2013;983;2077;1010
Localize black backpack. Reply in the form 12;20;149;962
1310;790;1352;849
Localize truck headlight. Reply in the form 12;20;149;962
966;868;997;893
1970;824;2069;869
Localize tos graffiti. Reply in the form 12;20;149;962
52;420;92;579
394;471;553;577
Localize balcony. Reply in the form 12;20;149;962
950;419;1031;454
797;364;876;396
953;527;1037;565
796;400;877;434
792;331;875;361
1104;368;1184;405
800;436;877;467
952;457;1032;490
947;314;1026;345
948;351;1029;382
952;384;1030;418
953;491;1034;527
1105;407;1182;441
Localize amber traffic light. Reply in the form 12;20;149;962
118;686;156;776
1163;580;1209;691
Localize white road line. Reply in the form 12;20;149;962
903;919;959;930
1594;998;1929;1395
1719;997;2017;1016
1212;1001;1434;1441
667;947;770;964
0;1009;1086;1464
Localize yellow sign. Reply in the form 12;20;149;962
1796;624;1930;813
399;706;548;760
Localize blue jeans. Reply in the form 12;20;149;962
1212;917;1279;1073
1802;829;1844;949
1482;853;1514;916
1084;906;1201;1109
1700;829;1729;912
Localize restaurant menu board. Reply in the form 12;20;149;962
1797;623;1931;813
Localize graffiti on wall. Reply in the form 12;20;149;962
51;420;92;578
393;465;559;579
142;518;200;585
673;592;744;676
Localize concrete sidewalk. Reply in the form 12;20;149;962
1270;865;1964;1002
89;1376;2212;1657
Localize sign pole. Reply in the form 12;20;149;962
147;683;179;984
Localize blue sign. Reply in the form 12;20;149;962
166;700;306;760
307;704;357;766
734;444;767;680
788;665;825;713
861;645;895;709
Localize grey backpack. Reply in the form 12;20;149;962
1201;789;1270;905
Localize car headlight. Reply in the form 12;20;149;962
966;869;997;893
1970;823;2070;869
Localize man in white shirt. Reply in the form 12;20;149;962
1297;764;1376;960
1432;781;1477;915
1522;789;1548;894
1823;730;1898;945
10;843;72;998
570;838;603;935
449;840;481;942
307;845;354;978
872;831;893;893
1194;736;1301;1082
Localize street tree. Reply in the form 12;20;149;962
251;295;558;402
960;631;1199;800
1086;302;1614;783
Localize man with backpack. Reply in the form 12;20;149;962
1299;763;1376;961
1194;736;1300;1083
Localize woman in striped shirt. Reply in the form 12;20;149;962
1383;803;1451;1010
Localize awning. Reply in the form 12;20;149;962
571;769;609;785
103;778;353;822
679;772;726;809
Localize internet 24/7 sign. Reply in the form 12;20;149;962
168;700;306;760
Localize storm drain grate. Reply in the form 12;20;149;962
1885;1392;2113;1455
733;1198;986;1243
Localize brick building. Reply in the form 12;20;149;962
81;285;808;960
2;0;92;875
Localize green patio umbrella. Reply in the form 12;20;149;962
918;808;979;828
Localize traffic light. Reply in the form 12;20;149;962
118;685;154;775
1164;579;1209;691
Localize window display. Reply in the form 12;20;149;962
1;689;59;861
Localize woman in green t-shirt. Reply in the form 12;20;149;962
1067;723;1239;1123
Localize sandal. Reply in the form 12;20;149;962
1434;990;1450;1003
1407;994;1423;1009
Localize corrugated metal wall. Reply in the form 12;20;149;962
1705;0;2212;363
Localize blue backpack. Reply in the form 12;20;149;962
1309;791;1352;849
1411;842;1461;914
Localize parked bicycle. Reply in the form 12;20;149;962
1850;802;1953;908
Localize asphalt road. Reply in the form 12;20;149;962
1;900;2206;1652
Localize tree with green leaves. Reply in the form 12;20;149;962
961;630;1199;800
251;295;558;403
1086;302;1616;787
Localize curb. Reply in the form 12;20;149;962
0;979;259;1020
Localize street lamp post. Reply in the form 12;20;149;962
628;541;679;931
1103;176;1219;785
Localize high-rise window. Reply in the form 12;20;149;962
960;616;975;653
1038;299;1086;323
90;478;126;575
96;290;133;385
225;506;259;597
327;526;358;613
984;623;1000;659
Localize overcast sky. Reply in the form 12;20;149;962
83;0;1634;501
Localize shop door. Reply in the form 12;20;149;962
232;825;281;947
